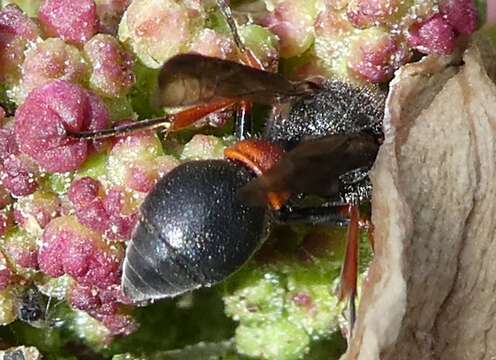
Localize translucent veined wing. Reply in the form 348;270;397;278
239;133;380;206
157;53;317;107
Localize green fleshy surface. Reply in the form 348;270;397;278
0;226;361;359
0;84;16;115
105;290;235;357
1;0;42;16
476;0;487;26
75;151;109;180
128;62;162;120
221;224;358;360
103;96;136;122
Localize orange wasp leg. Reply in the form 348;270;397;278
337;204;360;343
68;99;236;140
168;99;236;132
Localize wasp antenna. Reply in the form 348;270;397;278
216;1;264;69
217;0;246;52
67;116;172;140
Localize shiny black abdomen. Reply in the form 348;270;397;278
122;160;268;301
265;80;384;148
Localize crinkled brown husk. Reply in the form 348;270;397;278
344;35;496;360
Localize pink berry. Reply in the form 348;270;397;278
347;0;401;28
105;212;138;241
127;165;156;193
84;34;135;98
87;93;111;133
97;287;122;315
69;283;126;316
260;0;315;58
2;228;39;269
0;5;39;40
103;188;138;241
0;5;39;82
68;284;102;313
68;177;102;207
440;0;477;35
15;80;109;173
0;270;10;290
0;126;18;162
39;216;123;288
349;32;408;83
75;199;110;233
4;243;38;269
101;313;138;336
188;29;236;60
1;155;39;197
489;1;496;25
107;131;165;194
315;4;353;39
17;38;88;103
103;187;128;215
68;283;137;335
122;0;203;68
15;190;61;229
407;14;455;55
38;0;98;45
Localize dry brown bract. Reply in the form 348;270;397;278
344;37;496;360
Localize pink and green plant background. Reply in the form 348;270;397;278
0;0;490;359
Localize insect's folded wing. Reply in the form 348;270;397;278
239;134;379;206
157;54;313;107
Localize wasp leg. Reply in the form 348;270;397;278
217;0;245;51
272;196;371;344
273;204;350;226
168;100;236;132
216;0;264;69
337;205;359;343
67;116;172;140
217;0;262;143
68;100;235;140
235;100;253;140
275;202;362;342
239;47;265;69
218;0;259;142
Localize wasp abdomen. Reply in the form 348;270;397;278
122;160;268;302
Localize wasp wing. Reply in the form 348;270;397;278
239;133;380;206
157;53;315;107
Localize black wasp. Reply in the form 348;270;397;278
69;0;385;337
